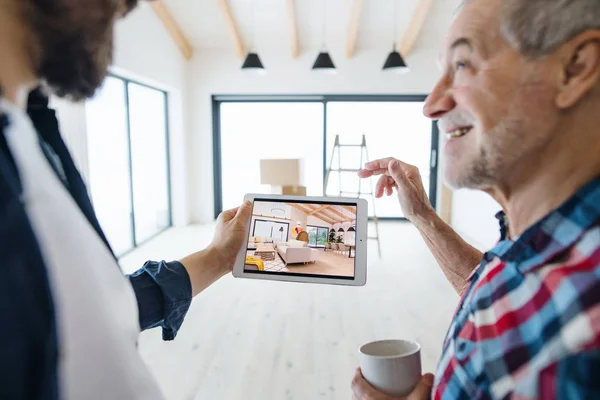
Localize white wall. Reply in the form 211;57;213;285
52;2;190;226
452;189;501;250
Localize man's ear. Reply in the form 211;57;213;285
556;31;600;109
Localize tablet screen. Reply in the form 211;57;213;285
244;199;357;280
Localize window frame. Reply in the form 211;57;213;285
212;94;439;221
306;225;330;248
89;73;173;257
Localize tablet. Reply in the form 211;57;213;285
233;194;368;286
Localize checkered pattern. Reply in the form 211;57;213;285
433;177;600;399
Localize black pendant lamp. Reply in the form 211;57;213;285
312;0;336;73
242;0;265;73
347;226;356;232
383;46;408;72
242;53;264;71
337;227;345;232
383;0;409;72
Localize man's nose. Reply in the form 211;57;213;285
423;77;455;120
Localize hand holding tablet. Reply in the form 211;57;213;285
233;194;368;286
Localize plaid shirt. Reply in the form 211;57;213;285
433;177;600;399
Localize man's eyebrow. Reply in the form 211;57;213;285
450;37;474;51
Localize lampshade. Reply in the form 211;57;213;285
337;228;344;232
383;50;408;72
312;52;336;72
329;228;335;233
347;226;355;232
242;52;265;71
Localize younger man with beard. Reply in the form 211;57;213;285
0;1;250;399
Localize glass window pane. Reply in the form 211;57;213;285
86;77;133;255
326;102;432;218
220;103;324;210
128;83;170;243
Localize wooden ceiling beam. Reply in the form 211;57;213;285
312;212;336;225
346;0;363;58
216;0;246;60
326;207;353;222
342;205;357;215
287;0;300;59
289;203;313;215
308;205;331;215
399;0;434;57
150;0;193;60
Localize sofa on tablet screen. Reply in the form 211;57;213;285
276;240;320;265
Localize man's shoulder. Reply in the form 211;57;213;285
535;224;600;281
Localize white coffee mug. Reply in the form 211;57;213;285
358;339;422;397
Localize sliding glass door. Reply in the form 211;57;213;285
86;75;171;256
307;226;329;247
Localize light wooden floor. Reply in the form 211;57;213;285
285;250;355;276
120;222;458;400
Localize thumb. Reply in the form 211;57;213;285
235;200;252;221
407;374;434;400
388;159;409;185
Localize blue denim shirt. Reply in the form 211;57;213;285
0;90;192;399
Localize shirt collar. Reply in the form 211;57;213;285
487;176;600;273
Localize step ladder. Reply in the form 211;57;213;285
324;135;381;257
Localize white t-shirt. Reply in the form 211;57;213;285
1;100;164;400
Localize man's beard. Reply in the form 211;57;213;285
451;146;496;190
450;117;523;190
26;0;121;100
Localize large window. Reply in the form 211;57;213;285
86;75;171;255
213;95;438;220
326;102;434;218
218;102;324;211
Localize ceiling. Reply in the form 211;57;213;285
162;0;460;56
289;203;356;225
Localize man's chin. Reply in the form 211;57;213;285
443;167;493;191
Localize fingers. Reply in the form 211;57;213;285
406;374;434;400
375;175;395;198
351;368;390;399
363;157;396;171
358;167;388;178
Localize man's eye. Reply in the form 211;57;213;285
455;60;469;70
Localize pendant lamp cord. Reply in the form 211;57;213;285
322;0;327;50
393;0;398;51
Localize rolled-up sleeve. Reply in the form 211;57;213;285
127;260;192;341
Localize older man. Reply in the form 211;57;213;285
0;0;250;399
353;0;600;399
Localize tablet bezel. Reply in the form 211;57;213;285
232;194;368;286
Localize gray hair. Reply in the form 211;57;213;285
462;0;600;57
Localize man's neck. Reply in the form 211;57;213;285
0;4;37;109
489;110;600;239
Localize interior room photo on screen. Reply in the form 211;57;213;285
244;201;357;278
